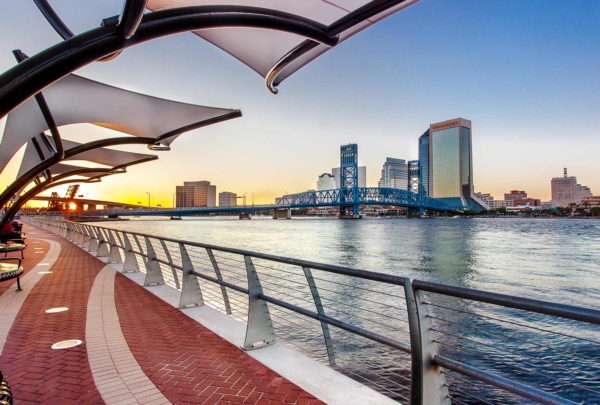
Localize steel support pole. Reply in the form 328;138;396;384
302;267;335;366
160;239;180;289
178;244;203;308
107;230;123;264
96;228;110;257
143;237;164;286
413;288;450;405
243;256;275;350
122;234;140;273
206;248;231;315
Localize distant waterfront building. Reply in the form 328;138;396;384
316;173;336;191
332;166;366;188
581;196;600;206
504;190;527;202
551;168;578;208
514;198;541;207
488;200;513;209
218;191;237;207
428;118;485;210
377;158;408;189
577;184;592;203
475;192;493;209
418;130;430;196
176;181;216;208
541;201;553;209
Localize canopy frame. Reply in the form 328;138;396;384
0;0;421;118
2;155;157;228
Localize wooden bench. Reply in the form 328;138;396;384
0;258;23;291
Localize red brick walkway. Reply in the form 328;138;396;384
0;225;105;404
0;223;327;405
114;274;325;405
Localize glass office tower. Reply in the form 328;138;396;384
429;118;485;210
418;130;430;196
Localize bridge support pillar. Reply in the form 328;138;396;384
272;209;291;219
239;213;251;220
408;207;424;217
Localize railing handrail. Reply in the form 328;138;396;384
59;218;600;325
27;217;600;405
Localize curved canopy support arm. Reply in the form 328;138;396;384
265;0;410;94
33;0;74;40
13;50;65;160
0;6;338;119
0;136;156;212
118;0;148;39
1;155;157;228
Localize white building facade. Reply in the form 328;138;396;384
316;173;336;191
219;191;237;207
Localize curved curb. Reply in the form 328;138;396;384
87;266;171;405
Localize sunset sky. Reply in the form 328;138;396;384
0;0;599;207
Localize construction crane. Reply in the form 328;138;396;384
47;185;80;211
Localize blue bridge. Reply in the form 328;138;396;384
90;187;453;218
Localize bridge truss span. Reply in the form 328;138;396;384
276;187;451;212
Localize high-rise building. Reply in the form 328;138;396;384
218;191;237;207
475;192;493;209
429;118;485;210
418;130;430;196
504;190;527;201
408;160;421;194
551;168;578;208
377;158;408;189
176;181;216;208
332;166;366;188
316;173;336;191
577;184;592;203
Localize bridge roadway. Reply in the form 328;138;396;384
88;187;452;217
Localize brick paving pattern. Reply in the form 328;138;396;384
0;223;329;404
114;274;326;405
0;225;105;404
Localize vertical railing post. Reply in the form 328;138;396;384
107;230;122;264
178;244;203;308
243;256;275;350
302;267;335;366
206;248;231;315
81;225;91;249
96;228;110;257
75;224;84;245
405;280;450;405
160;240;181;289
143;237;164;286
88;226;99;252
121;234;139;273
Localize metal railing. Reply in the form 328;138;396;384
25;217;600;405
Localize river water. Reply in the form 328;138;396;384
103;217;600;404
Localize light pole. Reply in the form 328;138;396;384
146;192;150;207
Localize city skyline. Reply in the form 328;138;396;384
0;0;598;206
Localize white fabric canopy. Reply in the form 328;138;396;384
0;73;238;174
147;0;420;81
17;137;156;179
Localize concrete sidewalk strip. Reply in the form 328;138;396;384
87;265;171;405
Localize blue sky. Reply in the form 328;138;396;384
0;0;599;205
